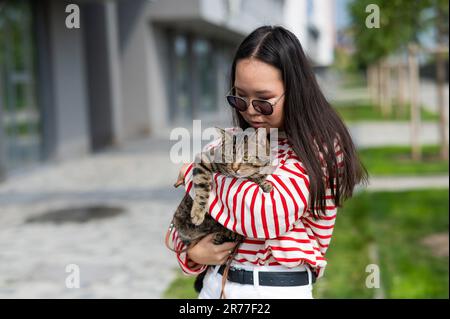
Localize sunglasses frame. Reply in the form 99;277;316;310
225;87;285;115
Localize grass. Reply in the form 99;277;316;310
315;189;449;298
333;102;440;122
358;145;449;176
163;189;449;299
163;272;198;299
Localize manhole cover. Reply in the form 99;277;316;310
25;205;125;224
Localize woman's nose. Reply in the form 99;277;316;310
245;101;259;116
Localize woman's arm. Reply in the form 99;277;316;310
182;141;344;240
167;225;239;275
182;160;310;239
166;225;208;275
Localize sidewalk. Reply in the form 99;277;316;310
348;121;449;148
0;137;185;298
357;175;449;193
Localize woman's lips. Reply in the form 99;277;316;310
250;121;265;128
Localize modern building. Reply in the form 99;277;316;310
284;0;335;67
0;0;335;178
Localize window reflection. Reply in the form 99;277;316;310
173;34;190;120
0;0;41;171
170;33;218;122
194;38;217;113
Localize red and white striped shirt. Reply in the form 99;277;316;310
167;136;344;279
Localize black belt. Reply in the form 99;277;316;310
218;265;316;287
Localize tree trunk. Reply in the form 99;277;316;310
368;64;376;105
397;63;407;117
408;43;421;161
435;2;449;160
374;61;382;111
380;59;389;118
385;62;392;116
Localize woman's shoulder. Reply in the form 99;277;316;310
272;135;343;174
271;139;309;175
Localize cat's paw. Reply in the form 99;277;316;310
212;233;225;245
191;203;206;226
191;212;205;225
260;181;273;193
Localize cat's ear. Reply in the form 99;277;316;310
214;126;225;134
254;128;270;157
214;127;225;141
215;127;234;139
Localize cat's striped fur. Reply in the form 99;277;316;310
172;128;274;247
171;128;275;294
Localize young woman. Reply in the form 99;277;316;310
167;25;368;299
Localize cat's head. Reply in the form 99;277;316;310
214;127;272;178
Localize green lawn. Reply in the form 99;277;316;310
333;102;439;122
315;189;449;298
163;271;198;299
358;145;449;176
164;189;449;299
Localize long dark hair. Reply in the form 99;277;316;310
229;25;369;219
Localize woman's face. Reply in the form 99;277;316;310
234;58;285;130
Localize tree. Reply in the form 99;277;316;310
432;0;449;160
348;0;449;160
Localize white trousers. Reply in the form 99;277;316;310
198;263;314;299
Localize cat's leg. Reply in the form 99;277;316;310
212;230;243;245
249;174;273;193
212;232;227;245
172;193;194;246
191;160;213;225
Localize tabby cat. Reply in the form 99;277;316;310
170;127;275;293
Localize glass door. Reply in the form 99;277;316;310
0;0;42;172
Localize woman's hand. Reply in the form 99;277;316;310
174;163;191;188
187;233;239;265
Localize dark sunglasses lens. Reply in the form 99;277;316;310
226;96;247;112
252;100;273;115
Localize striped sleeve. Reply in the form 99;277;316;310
184;160;310;239
166;224;208;275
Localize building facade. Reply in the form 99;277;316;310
0;0;335;178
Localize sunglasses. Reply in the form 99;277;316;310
226;87;285;116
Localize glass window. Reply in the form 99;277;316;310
169;32;219;123
193;38;217;113
173;34;191;121
0;0;41;172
